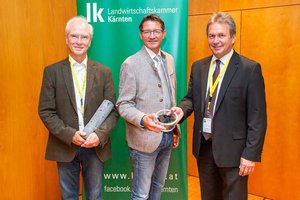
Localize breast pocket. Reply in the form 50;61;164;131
226;87;243;104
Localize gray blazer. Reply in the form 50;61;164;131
116;47;180;153
38;58;119;162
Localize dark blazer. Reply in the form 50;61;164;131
179;51;267;167
38;58;119;162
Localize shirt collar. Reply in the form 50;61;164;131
69;55;88;68
144;46;163;60
212;49;234;65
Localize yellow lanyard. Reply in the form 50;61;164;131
69;56;87;114
207;55;232;109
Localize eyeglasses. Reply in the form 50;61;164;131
141;29;164;37
68;34;90;42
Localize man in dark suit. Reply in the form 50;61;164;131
38;16;118;200
172;12;267;200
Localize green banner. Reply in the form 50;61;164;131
76;1;188;199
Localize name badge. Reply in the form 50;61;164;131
203;117;212;133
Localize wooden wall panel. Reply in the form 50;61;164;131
220;0;300;11
0;0;76;199
241;6;300;199
189;0;219;15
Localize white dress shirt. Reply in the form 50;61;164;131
70;56;87;131
205;49;234;115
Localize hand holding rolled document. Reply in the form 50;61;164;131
83;99;114;139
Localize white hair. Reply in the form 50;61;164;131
65;16;94;38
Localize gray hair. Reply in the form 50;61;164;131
206;12;236;37
65;16;94;38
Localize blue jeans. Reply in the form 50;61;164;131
129;132;173;200
57;147;104;200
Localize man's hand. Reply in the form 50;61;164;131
239;157;256;176
170;107;184;123
142;113;166;133
173;134;180;148
81;132;100;148
72;131;86;146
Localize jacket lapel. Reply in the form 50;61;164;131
200;57;211;114
161;51;176;105
84;59;96;112
214;52;239;114
141;47;157;71
62;58;78;113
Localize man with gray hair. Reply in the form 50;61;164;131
38;16;118;200
172;12;267;199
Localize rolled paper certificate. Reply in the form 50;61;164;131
83;99;114;139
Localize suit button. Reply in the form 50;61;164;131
158;83;162;88
160;98;163;102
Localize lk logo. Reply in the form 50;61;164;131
86;3;104;22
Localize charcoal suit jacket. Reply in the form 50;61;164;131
179;51;267;167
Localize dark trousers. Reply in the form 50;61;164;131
197;139;248;200
57;147;104;200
